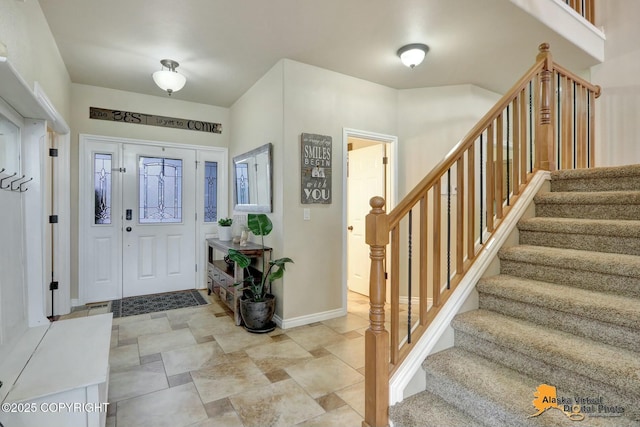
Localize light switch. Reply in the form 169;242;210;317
303;208;311;221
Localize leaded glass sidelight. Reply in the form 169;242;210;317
235;163;249;204
204;161;218;222
94;153;112;224
139;157;183;223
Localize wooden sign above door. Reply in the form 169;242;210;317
89;107;222;134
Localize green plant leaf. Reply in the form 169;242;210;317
267;257;293;282
227;249;251;268
248;213;273;236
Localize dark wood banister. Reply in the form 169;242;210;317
363;43;601;427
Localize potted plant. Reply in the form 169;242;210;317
228;213;293;332
217;217;233;241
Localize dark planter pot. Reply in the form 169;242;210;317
240;294;276;333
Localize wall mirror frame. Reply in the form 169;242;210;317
233;142;273;213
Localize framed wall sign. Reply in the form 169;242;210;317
301;133;332;204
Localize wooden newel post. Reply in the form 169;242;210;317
535;42;556;171
363;196;390;427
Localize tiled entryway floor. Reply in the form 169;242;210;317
68;291;373;427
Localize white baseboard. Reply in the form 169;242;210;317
274;306;347;330
71;299;81;308
398;296;421;306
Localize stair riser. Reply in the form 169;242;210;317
536;203;640;220
551;176;640;192
479;293;640;353
500;260;640;299
519;230;640;256
454;332;639;419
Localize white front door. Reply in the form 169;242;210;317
347;143;386;296
121;144;196;297
80;136;226;304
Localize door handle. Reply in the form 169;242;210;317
126;227;132;232
348;226;354;231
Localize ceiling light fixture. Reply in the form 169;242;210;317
152;59;186;95
397;43;429;69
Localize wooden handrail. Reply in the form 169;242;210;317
387;59;545;227
363;43;601;427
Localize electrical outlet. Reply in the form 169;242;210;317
303;208;311;221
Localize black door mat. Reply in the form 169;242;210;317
110;289;208;318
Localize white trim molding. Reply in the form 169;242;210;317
341;128;398;314
274;306;347;330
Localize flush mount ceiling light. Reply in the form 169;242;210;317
152;59;186;95
397;43;429;69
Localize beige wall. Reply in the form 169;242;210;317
230;59;503;324
229;61;285;316
0;0;71;121
592;0;640;166
398;84;501;197
69;84;230;298
281;60;399;321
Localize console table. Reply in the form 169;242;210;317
206;238;272;325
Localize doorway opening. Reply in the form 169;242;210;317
343;128;397;317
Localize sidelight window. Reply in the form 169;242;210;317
94;153;112;224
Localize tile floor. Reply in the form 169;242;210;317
64;291;373;427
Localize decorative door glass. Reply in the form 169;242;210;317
94;153;112;224
204;161;218;222
235;163;249;204
138;156;183;223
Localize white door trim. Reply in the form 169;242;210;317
78;134;228;305
342;128;398;313
79;133;229;154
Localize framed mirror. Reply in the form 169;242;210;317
233;143;272;212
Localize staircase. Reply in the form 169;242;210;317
390;165;640;427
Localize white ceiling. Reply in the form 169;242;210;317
38;0;601;107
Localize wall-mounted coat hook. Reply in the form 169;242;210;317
17;177;33;192
9;175;26;191
0;172;17;189
0;168;5;175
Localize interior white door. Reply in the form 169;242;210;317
121;144;196;297
347;143;386;296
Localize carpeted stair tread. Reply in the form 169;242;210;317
477;275;640;331
517;217;640;255
400;165;640;426
499;245;640;278
451;310;640;398
422;347;637;426
550;164;640;192
534;190;640;220
389;390;485;427
534;190;640;205
518;217;640;237
551;164;640;181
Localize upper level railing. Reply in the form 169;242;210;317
362;43;601;427
565;0;595;24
